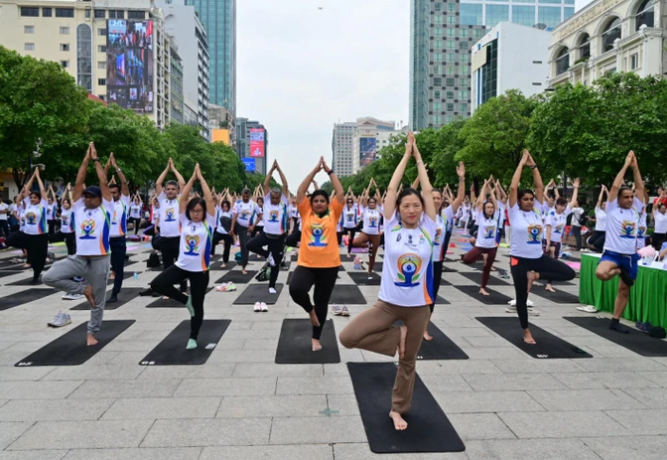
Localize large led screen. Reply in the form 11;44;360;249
360;137;377;167
107;19;154;114
249;128;265;158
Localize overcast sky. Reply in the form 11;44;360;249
237;0;594;190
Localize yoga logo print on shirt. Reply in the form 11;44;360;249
554;223;565;234
268;210;280;223
394;253;423;287
308;223;327;247
527;224;542;244
620;220;637;239
368;216;378;228
80;219;97;239
164;207;177;222
184;234;201;256
25;212;37;225
483;225;496;239
637;224;646;240
434;228;442;245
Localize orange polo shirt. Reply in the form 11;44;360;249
297;198;344;268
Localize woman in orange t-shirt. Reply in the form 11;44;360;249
288;156;345;352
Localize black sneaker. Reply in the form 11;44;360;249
107;294;118;303
619;267;635;287
138;287;153;297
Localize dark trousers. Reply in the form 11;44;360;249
462;246;498;288
443;230;453;259
571;226;582;251
236;224;250;268
47;219;58;237
129;217;142;235
589;231;606;252
290;217;299;234
26;233;49;280
652;232;666;251
212;232;233;262
247;233;286;288
342;226;358;254
289;265;339;340
110;236;127;295
151;265;209;340
0;220;9;238
510;255;575;329
286;230;301;248
429;260;444;313
160;236;187;292
64;232;76;255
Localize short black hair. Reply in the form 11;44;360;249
310;190;329;205
556;197;568;206
109;184;121;192
185;197;206;221
165;180;179;188
396;188;424;208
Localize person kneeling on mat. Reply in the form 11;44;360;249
150;164;216;350
43;143;113;346
340;132;436;431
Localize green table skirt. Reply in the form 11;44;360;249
579;254;667;328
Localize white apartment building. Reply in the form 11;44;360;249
331;122;356;177
0;0;172;128
351;117;404;174
548;0;664;86
471;22;551;113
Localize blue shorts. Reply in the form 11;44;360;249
599;251;640;280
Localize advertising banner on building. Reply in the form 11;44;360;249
106;19;154;114
242;158;256;172
249;128;265;158
359;137;377;167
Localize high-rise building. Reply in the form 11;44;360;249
209;103;236;146
169;44;184;124
352;117;406;175
331;122;356;177
185;0;236;115
159;0;210;139
471;23;551;113
236;118;268;175
0;0;172;128
410;0;574;130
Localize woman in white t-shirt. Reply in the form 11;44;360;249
129;194;143;236
589;186;608;252
351;184;383;277
508;151;576;345
652;191;667;250
58;186;76;256
150;164;216;350
462;179;501;296
543;180;579;293
212;198;234;266
20;167;49;284
340;132;436;432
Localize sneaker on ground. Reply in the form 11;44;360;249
331;304;343;316
341;306;350;317
505;306;539;316
268;287;277;294
260;302;268;312
507;299;535;307
217;283;237;292
267;253;276;267
62;293;84;300
48;311;72;327
253;302;261;312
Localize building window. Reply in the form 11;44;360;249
60;60;69;68
85;9;91;18
460;41;470;51
60;27;70;35
601;17;621;52
445;115;455;123
460;53;470;63
435;3;443;11
487;5;509;27
447;28;457;37
98;29;107;36
512;5;536;26
460;29;469;37
459;90;469;99
577;33;590;60
55;8;75;18
446;90;454;98
98;45;107;53
564;7;575;19
20;7;39;17
98;78;106;86
128;10;146;19
460;4;483;25
446;41;456;50
446;16;457;25
473;29;485;38
24;26;35;34
434;102;442;111
434;77;442;86
434;53;443;62
434;15;443;24
459;103;468;112
538;6;562;28
635;0;656;30
42;8;52;17
435;90;441;98
630;53;639;69
481;40;498;104
555;47;570;75
60;44;70;51
446;102;455;111
94;9;106;18
447;3;457;12
446;77;455;86
24;43;35;51
446;64;457;74
109;10;125;19
98;61;106;69
532;82;543;86
446;53;457;63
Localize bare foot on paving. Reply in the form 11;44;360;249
309;310;320;327
347;253;352;259
109;272;115;280
527;271;540;293
83;285;96;307
398;325;407;359
423;330;433;341
162;295;170;300
242;269;248;275
221;263;226;268
480;288;490;296
312;338;322;351
545;284;556;293
87;333;99;346
389;410;408;430
523;329;536;345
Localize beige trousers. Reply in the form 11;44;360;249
339;300;430;414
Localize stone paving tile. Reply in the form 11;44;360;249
42;365;145;381
325;394;360;416
463;438;601;459
332;443;468;459
416;360;502;375
527;389;644;411
275;376;354;395
141;418;271;447
448;413;516;440
136;364;235;380
199;445;333;460
498;411;631;438
102;397;221;420
433;390;545;413
419;374;475;393
173;377;276;397
462;373;568;391
0;422;33;450
605;410;667;435
68;379;181;399
573;357;667;373
8;420;153;450
0;399;114;422
490;359;586;374
637;371;667;387
0;381;83;400
581;435;667;460
215;395;326;418
552;371;663;390
460;347;528;361
0;367;55;381
61;448;201;460
232;362;323;378
0;451;68;460
269;416;366;444
621;388;667;408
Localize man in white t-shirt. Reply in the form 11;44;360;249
43;143;114;346
570;202;586;251
595;151;645;334
0;200;9;239
105;153;131;303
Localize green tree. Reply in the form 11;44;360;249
431;118;467;188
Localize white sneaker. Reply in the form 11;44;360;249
267;254;276;267
331;304;343;316
62;293;84;300
260;302;268;312
505;306;540;316
48;311;72;327
508;299;535;307
268;287;277;295
253;302;261;312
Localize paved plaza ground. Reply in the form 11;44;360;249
0;234;666;460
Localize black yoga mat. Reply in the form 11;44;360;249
7;277;44;286
458;271;509;286
70;288;144;311
393;321;467;360
329;285;367;305
233;283;284;305
106;272;135;285
146;287;214;308
0;289;56;311
565;317;667;357
0;270;20;279
208;261;237;271
139;319;231;365
275;319;340;364
15;320;135;367
347;362;465;453
477;317;592;359
453;285;512;305
529;288;580;304
348;272;382;286
215;270;257;285
435;295;451;305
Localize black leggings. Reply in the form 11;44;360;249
429;260;443;313
64;232;76;255
652;232;666;251
26;234;49;280
589;231;606;252
286;230;301;248
247;232;286;288
289;265;339;339
236;224;250;268
151;265;210;340
129;217;142;235
510;255;575;329
159;236;187;292
212;232;233;262
342;226;360;254
443;230;452;259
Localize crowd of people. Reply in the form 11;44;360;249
0;139;664;431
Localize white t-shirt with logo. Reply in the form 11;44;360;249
215;207;233;235
637;211;647;250
475;210;500;249
233;200;261;228
45;203;57;221
442;205;455;233
342;204;359;229
655;211;667;234
603;197;644;255
545;208;571;244
379;212;436;307
60;208;74;234
73;197;113;256
158;192;181;237
0;202;8;221
571;207;584;227
595;207;607;231
175;213;215;272
22;198;48;235
361;206;382;236
432;213;446;262
289;205;299;219
110;195;130;238
262;194;289;235
509;202;545;259
130;203;142;219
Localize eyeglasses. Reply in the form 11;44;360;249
189;209;204;214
